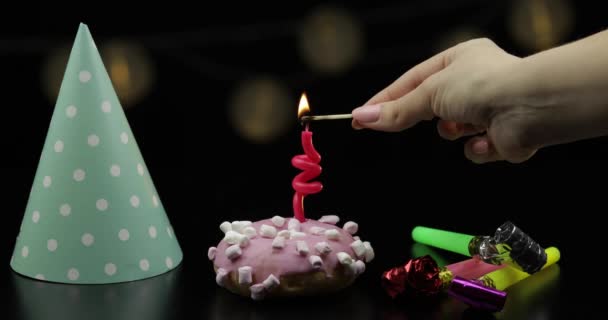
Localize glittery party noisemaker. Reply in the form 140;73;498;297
381;255;504;299
411;221;547;274
447;246;560;312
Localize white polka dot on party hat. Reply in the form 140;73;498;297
73;169;86;182
104;263;117;276
120;132;129;144
54;140;64;153
130;195;140;208
101;100;112;113
139;259;150;271
137;163;144;176
43;176;52;188
152;195;159;207
79;70;92;83
47;239;58;252
81;233;94;247
21;246;29;258
110;165;121;177
35;274;45;280
148;226;157;239
32;211;40;223
66;105;77;118
96;199;108;211
167;226;173;238
165;257;173;269
60;204;71;217
87;134;100;147
118;229;130;241
67;268;80;281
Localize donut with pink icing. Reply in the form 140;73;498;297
208;215;374;300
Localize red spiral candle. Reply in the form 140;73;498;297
292;94;323;222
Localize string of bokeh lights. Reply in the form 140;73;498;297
11;0;576;144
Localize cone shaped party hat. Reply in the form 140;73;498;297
10;23;183;284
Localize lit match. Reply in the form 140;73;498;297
297;93;353;124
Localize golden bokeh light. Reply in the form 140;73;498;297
42;40;154;108
298;5;365;74
229;77;293;144
508;0;574;52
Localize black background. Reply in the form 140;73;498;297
1;1;605;318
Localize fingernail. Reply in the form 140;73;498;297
352;120;364;130
473;140;489;154
352;104;381;123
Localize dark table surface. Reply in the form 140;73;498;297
0;237;595;320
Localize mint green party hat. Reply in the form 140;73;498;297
9;23;183;284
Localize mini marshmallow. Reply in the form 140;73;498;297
309;255;323;270
355;260;366;274
337;252;353;265
243;226;257;239
309;226;326;235
219;221;232;233
238;266;253;285
363;241;375;262
271;215;285;227
345;262;358;276
250;284;265;300
272;236;285;249
259;224;277;238
353;236;361;241
224;230;242;245
208;247;217;260
315;242;332;255
291;231;306;239
225;230;249;248
231;221;246;233
319;215;340;225
350;240;366;258
250;283;265;294
238;234;250;248
262;274;280;290
226;244;242;260
232;221;252;233
288;219;301;231
325;229;340;241
296;240;309;256
216;268;228;286
277;230;291;239
343;221;358;235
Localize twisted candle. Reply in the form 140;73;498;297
292;124;322;222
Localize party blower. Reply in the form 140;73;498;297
381;255;505;299
411;221;547;274
448;246;560;312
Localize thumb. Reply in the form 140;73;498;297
352;83;435;132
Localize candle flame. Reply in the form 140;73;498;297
298;93;310;118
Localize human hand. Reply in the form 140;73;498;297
352;38;537;164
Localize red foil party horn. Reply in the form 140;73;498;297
381;255;505;298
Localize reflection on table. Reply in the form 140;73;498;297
208;284;374;320
12;266;180;320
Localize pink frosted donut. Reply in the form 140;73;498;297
208;215;374;300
